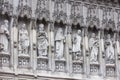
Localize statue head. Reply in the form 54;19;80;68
39;23;44;31
107;34;111;39
21;23;26;29
58;28;63;34
4;20;8;25
77;30;81;35
92;33;95;38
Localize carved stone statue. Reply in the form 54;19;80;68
89;33;99;62
55;28;65;59
105;34;115;63
37;23;48;57
72;30;82;60
19;23;29;54
0;20;9;53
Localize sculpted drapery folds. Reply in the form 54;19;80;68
105;34;115;64
55;28;65;59
37;23;48;57
19;23;29;54
89;33;99;62
0;20;9;53
72;30;82;60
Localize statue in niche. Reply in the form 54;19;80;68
55;28;65;59
19;23;29;54
89;33;99;62
0;20;9;53
105;34;115;63
37;23;48;57
72;30;82;60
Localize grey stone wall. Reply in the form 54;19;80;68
0;0;120;80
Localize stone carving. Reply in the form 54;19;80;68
72;30;82;60
90;65;99;74
53;0;67;22
106;67;115;76
86;5;99;28
55;28;65;59
36;0;49;20
18;0;32;18
105;34;115;64
70;2;82;24
0;0;13;15
19;24;29;54
37;23;48;57
37;59;48;70
0;20;9;53
89;33;99;62
18;57;29;67
55;61;65;72
73;63;83;73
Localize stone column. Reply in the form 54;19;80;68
13;17;18;75
9;16;14;69
66;24;72;74
98;29;102;76
29;19;33;69
84;27;90;77
48;22;52;71
65;24;71;73
82;27;86;75
115;31;120;80
100;29;105;77
50;22;55;72
31;19;37;77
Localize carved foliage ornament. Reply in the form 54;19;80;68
0;0;13;15
53;0;67;22
86;5;99;28
36;0;50;20
70;1;83;24
18;0;32;18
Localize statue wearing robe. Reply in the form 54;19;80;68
55;28;65;59
105;34;115;63
72;30;82;60
19;23;29;54
89;33;99;62
37;23;48;57
0;20;9;52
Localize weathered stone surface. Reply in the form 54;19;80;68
0;0;120;80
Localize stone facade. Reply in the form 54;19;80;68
0;0;120;80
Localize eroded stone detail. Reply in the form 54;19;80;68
55;28;65;60
72;30;82;61
0;20;9;53
18;23;29;55
89;33;99;62
37;23;48;57
105;34;115;64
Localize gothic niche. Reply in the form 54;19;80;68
36;0;50;20
0;0;13;15
70;1;83;25
18;0;32;18
53;0;67;22
71;24;83;74
18;18;30;68
88;27;100;75
54;22;66;72
0;18;10;67
104;30;116;77
37;20;49;70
